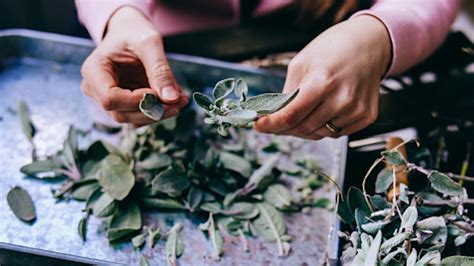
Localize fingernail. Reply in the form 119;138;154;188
161;86;179;101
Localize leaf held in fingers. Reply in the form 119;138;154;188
241;89;299;115
215;109;257;126
234;78;248;100
98;154;135;200
7;186;36;222
139;93;165;121
427;171;463;196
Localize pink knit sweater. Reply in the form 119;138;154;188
75;0;461;76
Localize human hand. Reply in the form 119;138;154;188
255;15;391;139
80;6;188;127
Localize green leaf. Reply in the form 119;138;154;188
241;89;299;115
244;154;280;190
253;203;286;242
71;182;100;201
147;227;161;248
416;216;447;245
98;154;135;200
381;150;405;165
132;232;147;249
427;171;463;196
406;249;417;266
375;168;393;193
193;92;214;111
234;78;248;100
139;255;150;266
151;167;190;197
200;202;223;213
20;158;62;176
224;202;259;219
199;213;224;259
401;206;418;231
135;153;172;171
78;216;88;242
314;197;332;208
187;187;203;211
370;195;390;210
141;198;186;210
417;251;441;265
18;100;36;141
107;202;142;242
7;186;36;222
216;109;257;126
213;78;236;104
219;152;252;178
263;184;292;209
440;256;474;265
381;248;407;265
348;187;371;214
337;195;355;224
361;221;387;235
166;223;184;266
139;93;164;121
380;232;411;253
92;193;117;217
364;230;382;266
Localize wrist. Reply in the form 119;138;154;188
106;6;152;36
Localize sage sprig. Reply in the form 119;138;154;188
193;78;299;136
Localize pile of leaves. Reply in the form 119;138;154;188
337;141;474;265
15;78;331;264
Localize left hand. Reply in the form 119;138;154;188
255;15;391;140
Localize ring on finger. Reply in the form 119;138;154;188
325;121;342;134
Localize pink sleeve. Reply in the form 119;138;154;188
352;0;461;76
75;0;154;44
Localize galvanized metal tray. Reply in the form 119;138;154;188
0;29;347;265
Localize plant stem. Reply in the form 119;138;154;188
420;198;474;206
408;163;474;182
453;221;474;234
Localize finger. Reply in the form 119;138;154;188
109;108;180;124
132;33;181;104
254;76;329;134
310;103;365;138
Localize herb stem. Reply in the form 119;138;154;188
420;198;474;206
408;163;474;182
453;221;474;234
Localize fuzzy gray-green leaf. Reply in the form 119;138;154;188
7;186;36;222
166;223;184;265
193;92;214;111
427;171;463;196
401;206;418;231
263;184;292;209
78;216;87;241
139;93;165;121
241;89;299;115
107;202;142;242
381;150;405;166
216;109;257;126
92;192;117;217
364;230;382;266
375;168;393;193
253;203;286;242
440;256;474;266
213;78;236;104
18;100;36;141
151;167;190;197
219;152;252;178
98;154;135;200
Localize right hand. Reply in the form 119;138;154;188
80;6;188;127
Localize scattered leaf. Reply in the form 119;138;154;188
7;186;36;222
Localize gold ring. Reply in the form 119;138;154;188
325;121;342;134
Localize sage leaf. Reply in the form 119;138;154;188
200;202;223;213
364;230;381;266
72;182;100;201
381;150;405;166
381;248;406;265
253;203;289;257
415;216;447;245
401;206;418;231
193;92;214;111
348;187;371;214
98;154;135;200
234;78;248;100
93;193;117;217
216;109;257;126
147;227;161;248
107;202;142;242
244;154;280;191
20;158;62;177
140;255;150;266
200;213;224;259
78;216;88;241
440;256;474;265
416;251;441;265
213;78;236;104
263;184;292;209
241;89;299;115
406;249;417;266
141;198;186;210
151;167;190;197
7;186;36;222
18;100;36;141
379;232;411;253
166;223;184;266
361;221;387;235
427;171;463;196
139;93;165;121
132;232;147;249
135;153;172;171
374;168;393;193
187;187;203;211
219;152;252;178
224;202;259;219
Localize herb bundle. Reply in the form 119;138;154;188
17;78;330;264
338;140;474;265
192;78;299;136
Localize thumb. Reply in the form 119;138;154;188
134;34;180;104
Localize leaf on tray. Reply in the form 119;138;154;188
18;100;36;141
151;167;190;197
7;186;36;223
98;154;135;200
107;202;142;242
166;223;184;266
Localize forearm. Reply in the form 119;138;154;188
75;0;153;44
352;0;462;76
